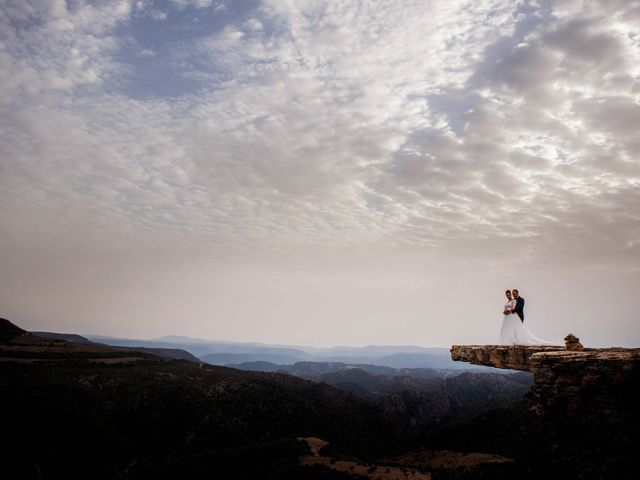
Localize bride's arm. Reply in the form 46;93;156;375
504;300;515;314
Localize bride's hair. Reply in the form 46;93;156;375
505;290;511;296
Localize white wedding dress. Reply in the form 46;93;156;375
499;299;551;345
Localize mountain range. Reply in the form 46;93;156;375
2;318;635;479
85;333;495;370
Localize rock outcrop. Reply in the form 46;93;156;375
0;318;27;343
451;342;640;422
563;333;583;351
449;345;562;372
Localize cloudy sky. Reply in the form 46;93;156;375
1;0;639;347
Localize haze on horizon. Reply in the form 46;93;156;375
1;0;639;348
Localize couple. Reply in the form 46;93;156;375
499;289;549;345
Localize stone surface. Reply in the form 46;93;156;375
449;345;564;373
563;333;584;351
451;343;640;421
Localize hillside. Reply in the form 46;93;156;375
0;319;405;479
0;317;27;343
88;334;483;370
225;360;532;427
32;331;95;344
2;319;636;479
307;368;532;427
32;329;200;362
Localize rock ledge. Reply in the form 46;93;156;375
451;343;640;420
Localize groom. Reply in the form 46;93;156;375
512;289;525;322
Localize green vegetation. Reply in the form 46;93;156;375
1;356;397;479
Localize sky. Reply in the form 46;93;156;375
1;0;639;348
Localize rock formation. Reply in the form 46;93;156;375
563;333;583;351
451;341;640;422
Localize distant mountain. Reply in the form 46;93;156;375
229;360;398;376
230;360;490;380
86;335;315;361
286;361;397;377
310;344;445;357
199;351;310;365
32;331;94;344
227;360;285;372
314;351;473;369
375;352;464;369
152;335;214;343
33;330;200;362
121;346;200;362
88;334;492;370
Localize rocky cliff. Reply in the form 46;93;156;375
450;340;640;422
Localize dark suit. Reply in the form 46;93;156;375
513;296;525;322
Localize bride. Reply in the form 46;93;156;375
499;290;550;345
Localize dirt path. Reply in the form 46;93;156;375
297;437;431;480
386;448;514;470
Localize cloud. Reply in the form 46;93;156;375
148;9;168;21
1;0;638;270
1;0;639;347
372;0;640;265
0;0;131;96
172;0;225;11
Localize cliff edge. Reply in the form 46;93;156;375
451;338;640;421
